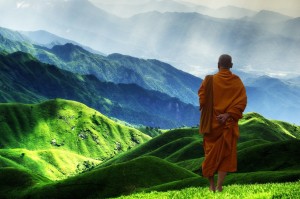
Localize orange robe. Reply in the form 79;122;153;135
198;69;247;177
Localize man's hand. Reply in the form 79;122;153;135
216;113;230;124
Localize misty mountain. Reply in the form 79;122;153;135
244;76;300;124
0;0;299;77
246;10;292;24
0;51;200;128
1;26;300;124
0;28;201;106
90;0;208;18
20;30;104;55
276;17;300;40
91;0;256;19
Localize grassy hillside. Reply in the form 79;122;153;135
99;113;300;173
0;99;150;180
99;128;202;168
239;112;300;141
0;149;101;180
1;111;300;198
16;156;204;199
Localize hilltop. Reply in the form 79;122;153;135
0;99;150;180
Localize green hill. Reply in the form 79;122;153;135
239;112;300;142
1;110;300;198
10;156;205;199
0;99;150;180
99;113;300;173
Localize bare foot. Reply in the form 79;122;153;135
216;186;223;192
209;186;216;192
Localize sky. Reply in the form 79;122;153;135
183;0;300;17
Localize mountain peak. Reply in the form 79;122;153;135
51;43;91;61
7;51;36;62
251;10;291;23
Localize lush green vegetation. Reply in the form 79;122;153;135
0;99;150;180
0;103;300;198
115;181;300;199
0;103;299;198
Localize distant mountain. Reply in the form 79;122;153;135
0;0;299;76
44;43;201;106
91;0;256;19
1;26;300;125
244;76;300;124
277;17;300;40
247;10;292;24
20;30;105;55
90;0;209;17
211;6;256;19
0;28;202;106
0;51;200;128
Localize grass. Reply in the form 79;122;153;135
0;148;101;180
1;106;300;198
0;99;150;180
115;181;300;199
20;156;200;199
238;112;299;142
99;113;300;171
237;139;300;172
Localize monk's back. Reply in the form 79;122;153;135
213;70;245;116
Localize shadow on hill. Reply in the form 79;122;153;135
23;156;203;199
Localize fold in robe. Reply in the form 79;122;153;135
198;69;247;177
200;75;213;134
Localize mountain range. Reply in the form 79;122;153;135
0;50;200;128
0;26;200;106
1;26;300;124
0;0;299;77
90;0;257;18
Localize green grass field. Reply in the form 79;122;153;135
1;100;300;199
115;181;300;199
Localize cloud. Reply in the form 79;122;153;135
16;1;30;8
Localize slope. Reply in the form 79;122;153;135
8;156;204;199
0;51;199;128
99;113;300;172
0;99;150;158
0;27;202;106
0;99;150;179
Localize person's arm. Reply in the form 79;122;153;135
198;79;206;110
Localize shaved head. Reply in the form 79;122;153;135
218;54;233;68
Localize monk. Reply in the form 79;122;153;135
198;54;247;192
